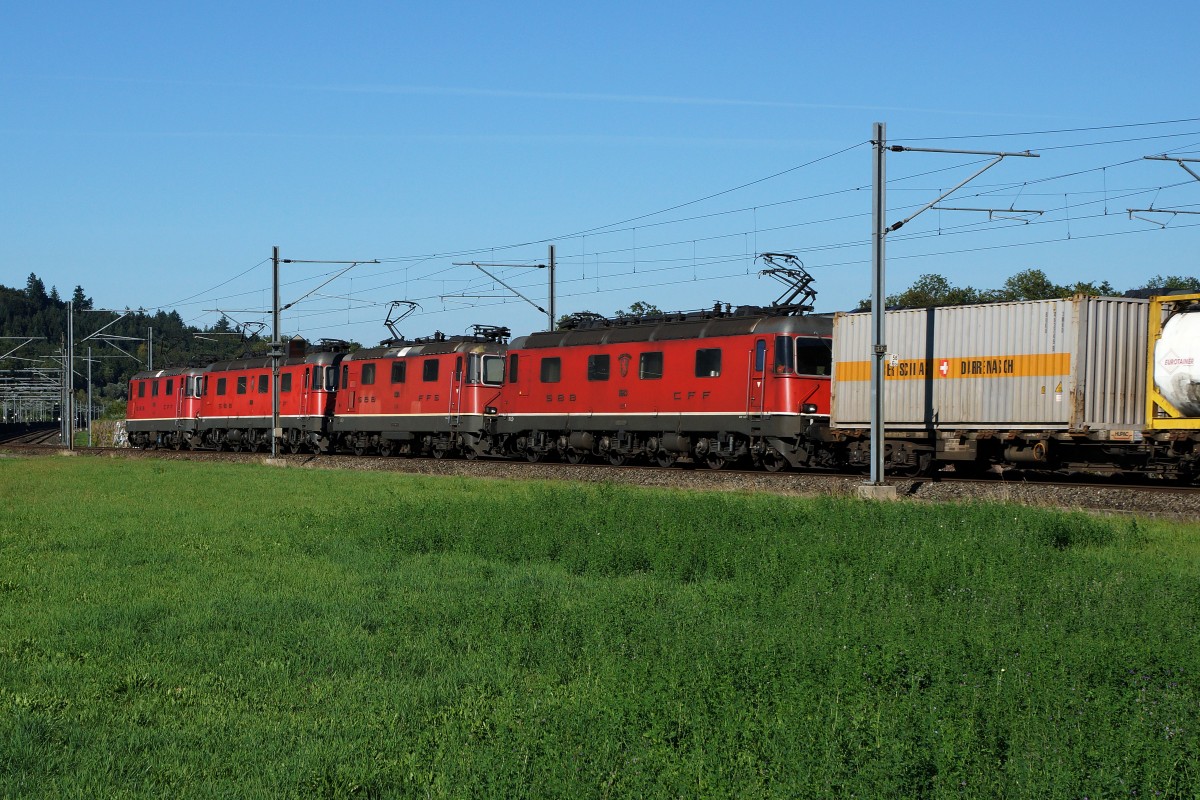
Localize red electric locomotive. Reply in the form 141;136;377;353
328;326;509;458
494;306;833;470
196;342;347;452
126;367;207;449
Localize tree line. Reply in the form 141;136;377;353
1;274;265;414
862;268;1199;310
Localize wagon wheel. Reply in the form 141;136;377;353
901;453;933;478
655;450;676;468
606;452;626;467
705;453;726;470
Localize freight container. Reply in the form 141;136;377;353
831;296;1149;433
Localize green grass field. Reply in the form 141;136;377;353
2;455;1198;798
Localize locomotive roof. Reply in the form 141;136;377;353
513;311;834;349
129;366;207;380
342;338;507;361
205;349;342;372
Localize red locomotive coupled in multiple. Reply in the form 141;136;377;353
196;344;346;453
494;309;833;470
328;326;508;458
126;367;206;449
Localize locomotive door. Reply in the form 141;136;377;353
174;378;186;428
299;368;312;417
447;355;464;427
747;338;768;419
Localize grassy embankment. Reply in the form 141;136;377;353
2;456;1198;798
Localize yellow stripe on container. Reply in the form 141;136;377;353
835;353;1071;383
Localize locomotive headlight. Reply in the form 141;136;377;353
801;403;818;414
485;406;498;416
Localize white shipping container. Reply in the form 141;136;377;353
831;297;1149;431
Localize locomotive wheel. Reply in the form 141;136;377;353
565;448;585;465
377;440;394;457
525;450;542;463
761;451;787;472
655;451;676;468
432;448;447;460
606;452;626;466
705;453;726;470
352;442;366;457
171;435;184;451
288;439;305;455
462;447;479;461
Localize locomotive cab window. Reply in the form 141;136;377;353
639;351;663;380
325;366;338;391
796;337;833;376
423;359;439;382
165;379;174;396
695;348;721;378
587;354;610;381
481;355;504;386
540;357;561;383
342;365;349;388
774;336;795;374
216;377;227;396
754;340;767;372
361;363;376;386
508;354;519;384
281;373;292;393
391;362;407;384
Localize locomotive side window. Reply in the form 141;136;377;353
152;381;159;398
796;337;833;376
258;375;269;393
639;352;663;380
423;359;439;382
540;357;561;383
587;354;610;381
237;376;247;395
455;356;463;381
695;348;722;378
166;379;174;396
325;366;338;391
138;381;145;398
342;365;349;388
391;362;407;383
362;363;376;386
216;378;227;396
754;340;766;372
508;354;519;383
281;373;292;393
482;355;505;386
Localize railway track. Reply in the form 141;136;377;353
6;441;1199;519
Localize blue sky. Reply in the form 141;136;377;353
2;1;1198;346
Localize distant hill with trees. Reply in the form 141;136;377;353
0;273;267;415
